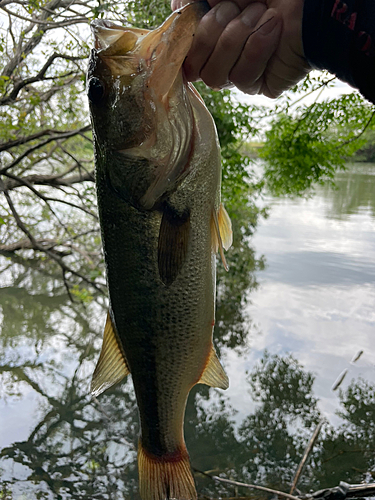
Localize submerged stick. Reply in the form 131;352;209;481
194;469;375;500
196;481;375;500
193;468;301;500
290;419;325;494
303;481;375;499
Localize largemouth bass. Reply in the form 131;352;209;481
87;3;232;499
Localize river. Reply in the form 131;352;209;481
0;163;374;499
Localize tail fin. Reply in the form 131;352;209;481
138;441;197;500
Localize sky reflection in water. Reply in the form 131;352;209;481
238;164;375;426
0;163;374;499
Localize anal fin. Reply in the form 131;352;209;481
91;312;130;397
197;346;229;390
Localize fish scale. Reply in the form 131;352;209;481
87;3;232;499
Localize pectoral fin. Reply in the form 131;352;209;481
211;203;233;271
197;346;229;390
158;207;190;286
91;312;130;397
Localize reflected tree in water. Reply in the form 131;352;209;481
322;166;375;220
238;352;321;493
314;378;375;488
0;265;374;498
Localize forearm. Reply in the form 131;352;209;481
303;0;375;103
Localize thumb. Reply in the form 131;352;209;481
171;0;188;10
171;0;207;10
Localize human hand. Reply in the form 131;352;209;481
171;0;311;98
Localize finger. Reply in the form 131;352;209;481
171;0;207;10
171;0;192;10
183;1;241;82
229;8;282;94
258;60;311;98
208;0;266;11
200;2;266;89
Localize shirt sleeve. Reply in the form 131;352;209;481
302;0;375;103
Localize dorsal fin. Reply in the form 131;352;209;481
197;346;229;390
158;206;190;286
211;203;232;271
91;312;130;397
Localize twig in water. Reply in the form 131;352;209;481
304;481;375;499
351;350;364;363
290;419;325;494
193;468;301;500
332;369;348;391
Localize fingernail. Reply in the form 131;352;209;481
259;14;278;34
215;2;240;27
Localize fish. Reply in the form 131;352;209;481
86;3;232;499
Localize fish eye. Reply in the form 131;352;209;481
88;77;105;104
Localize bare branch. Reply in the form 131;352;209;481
62;268;76;302
290;419;325;494
1;182;104;294
1;170;94;189
1;180;39;247
0;53;86;105
0;0;28;6
2;171;98;218
193;469;300;500
1;0;62;78
194;468;375;500
57;143;93;176
0;237;65;252
0;127;90;153
0;125;91;174
45;195;98;218
0;4;88;24
0;229;99;252
301;482;375;500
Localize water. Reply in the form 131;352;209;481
227;164;375;428
0;163;374;499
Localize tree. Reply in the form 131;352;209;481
260;74;375;196
0;0;267;303
1;1;375;497
1;0;373;301
0;0;102;297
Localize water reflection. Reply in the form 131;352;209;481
1;165;375;499
323;163;375;219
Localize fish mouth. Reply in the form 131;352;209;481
91;1;210;96
90;2;210;210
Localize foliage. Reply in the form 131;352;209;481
0;0;267;301
1;0;375;298
248;351;319;420
194;84;267;352
353;129;375;161
1;1;374;498
260;88;375;196
239;352;321;490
